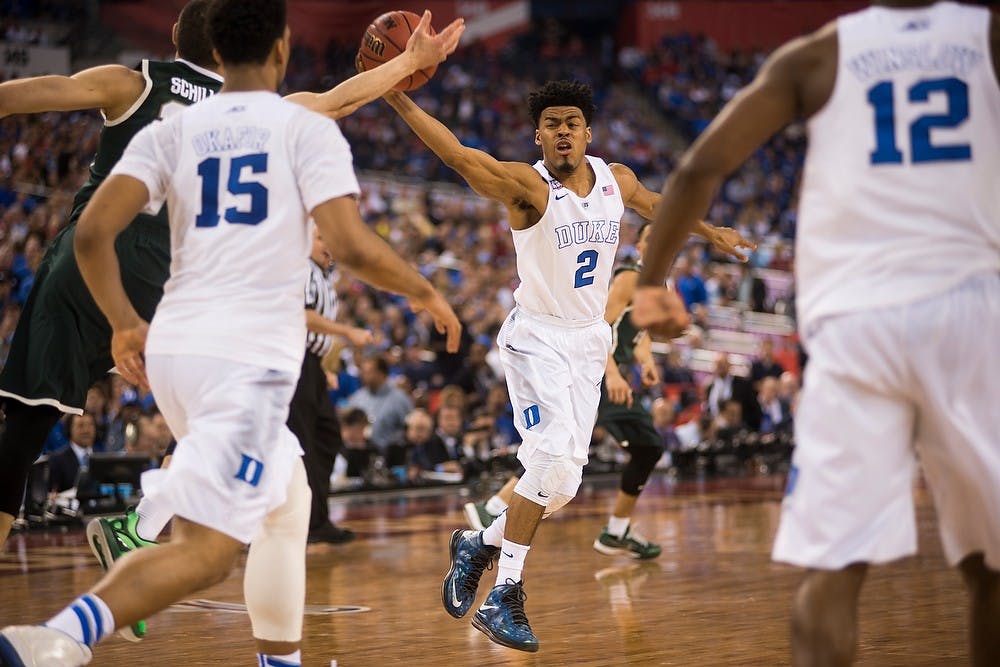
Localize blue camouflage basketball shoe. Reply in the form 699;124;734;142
471;579;539;652
441;529;499;618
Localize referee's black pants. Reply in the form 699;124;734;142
287;352;342;532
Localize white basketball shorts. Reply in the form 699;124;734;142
141;354;303;544
773;273;1000;570
498;306;612;468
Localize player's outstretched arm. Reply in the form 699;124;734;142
383;91;540;208
613;162;756;262
287;11;465;120
0;64;145;120
74;174;151;388
312;195;462;353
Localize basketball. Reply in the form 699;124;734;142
357;10;437;92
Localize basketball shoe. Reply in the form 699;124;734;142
0;625;92;666
441;529;498;618
471;580;538;652
86;509;156;641
593;525;662;560
463;502;499;531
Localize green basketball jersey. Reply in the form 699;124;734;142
610;262;645;367
68;59;223;231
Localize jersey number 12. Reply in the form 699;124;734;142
195;153;269;227
866;76;971;165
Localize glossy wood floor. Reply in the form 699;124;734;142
0;474;970;666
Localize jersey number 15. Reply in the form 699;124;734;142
195;153;269;227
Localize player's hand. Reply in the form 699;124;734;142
410;290;462;353
706;226;757;262
346;327;375;347
632;286;690;340
606;372;633;408
324;370;340;391
405;11;466;71
640;360;660;388
112;320;150;392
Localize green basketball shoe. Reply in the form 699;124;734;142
593;525;662;560
87;508;157;641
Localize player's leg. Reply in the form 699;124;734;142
594;414;663;559
772;308;920;665
906;274;1000;666
464;472;520;531
0;401;64;548
245;455;311;666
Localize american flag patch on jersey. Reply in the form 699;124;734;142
602;184;615;196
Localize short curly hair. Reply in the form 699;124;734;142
208;0;286;66
527;80;596;127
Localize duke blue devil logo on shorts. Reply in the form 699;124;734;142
523;404;541;429
234;453;264;487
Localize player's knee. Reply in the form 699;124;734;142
620;445;661;496
514;452;582;517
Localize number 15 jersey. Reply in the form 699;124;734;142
111;91;360;375
796;1;1000;339
512;156;623;322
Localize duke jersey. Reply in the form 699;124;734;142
796;1;1000;338
69;59;222;237
512;156;623;322
110;91;360;375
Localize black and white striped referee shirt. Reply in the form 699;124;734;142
305;259;337;357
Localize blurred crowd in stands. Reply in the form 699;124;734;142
0;23;804;503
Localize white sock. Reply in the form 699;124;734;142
484;495;508;516
494;538;529;586
607;515;630;539
134;499;171;542
258;650;301;666
45;594;115;648
481;509;507;547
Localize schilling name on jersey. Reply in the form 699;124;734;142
554;219;620;249
170;77;214;104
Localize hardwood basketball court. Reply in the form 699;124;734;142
0;474;969;665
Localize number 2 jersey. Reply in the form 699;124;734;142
796;1;1000;339
111;91;360;375
512;156;624;322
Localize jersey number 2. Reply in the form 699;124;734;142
574;250;598;288
866;77;971;165
195;153;269;227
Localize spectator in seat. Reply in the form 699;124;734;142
48;412;97;493
346;356;413;451
757;376;791;436
332;408;379;487
650;398;681;452
750;338;785;388
672;256;707;310
704;352;761;431
387;408;460;483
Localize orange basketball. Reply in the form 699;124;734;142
357;10;437;92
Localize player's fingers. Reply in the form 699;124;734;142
416;9;432;33
445;317;462;353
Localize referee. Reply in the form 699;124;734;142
289;229;373;544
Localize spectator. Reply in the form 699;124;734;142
672;256;708;309
387;408;459;483
650;398;681;451
704;353;761;431
757;376;791;436
48;412;96;493
346;356;413;451
451;338;498;409
332;408;380;489
750;338;785;388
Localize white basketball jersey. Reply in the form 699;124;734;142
796;1;1000;338
112;91;360;374
512;156;623;322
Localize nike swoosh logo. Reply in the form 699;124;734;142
555;193;569;200
502;551;513;558
537;491;549;498
480;604;500;611
450;579;462;608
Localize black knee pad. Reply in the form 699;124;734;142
620;445;663;497
0;401;62;515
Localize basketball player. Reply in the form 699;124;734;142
633;2;1000;664
0;1;461;665
0;2;463;557
384;80;751;651
466;221;754;560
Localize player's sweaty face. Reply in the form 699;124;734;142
536;106;591;171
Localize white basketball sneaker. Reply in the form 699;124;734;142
0;626;92;666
